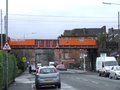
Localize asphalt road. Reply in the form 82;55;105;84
8;70;78;90
61;73;120;90
8;70;120;90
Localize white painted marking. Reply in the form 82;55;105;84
15;74;35;84
32;82;79;90
91;80;99;84
15;78;35;83
31;84;34;90
82;78;89;82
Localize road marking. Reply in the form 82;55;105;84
15;78;35;83
61;82;75;89
91;80;99;84
31;84;34;90
15;74;35;84
32;82;78;90
82;78;89;82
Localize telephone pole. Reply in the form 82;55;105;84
4;0;9;90
118;12;120;30
1;9;3;49
5;0;8;41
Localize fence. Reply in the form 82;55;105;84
0;50;17;89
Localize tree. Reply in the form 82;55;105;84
98;33;108;53
43;49;54;65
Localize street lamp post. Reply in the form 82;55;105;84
80;49;87;71
102;2;120;30
103;1;120;57
5;0;8;41
1;9;3;49
102;2;120;5
4;0;9;90
83;54;87;71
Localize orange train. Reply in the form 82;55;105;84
58;37;97;48
9;37;97;48
9;39;58;48
59;38;96;46
9;39;35;46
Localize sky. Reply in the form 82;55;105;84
0;0;120;39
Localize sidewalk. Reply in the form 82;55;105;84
58;69;87;74
67;69;98;75
67;69;87;73
8;70;34;90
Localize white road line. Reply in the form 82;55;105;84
91;81;99;84
32;82;79;90
61;82;75;89
82;78;89;82
15;78;35;83
31;84;34;90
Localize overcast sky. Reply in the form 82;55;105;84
0;0;120;39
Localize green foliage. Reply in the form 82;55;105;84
69;63;80;69
11;50;27;71
98;33;108;53
0;51;6;89
17;59;25;71
0;51;17;89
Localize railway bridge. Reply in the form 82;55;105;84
9;36;98;70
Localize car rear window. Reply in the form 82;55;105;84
40;68;57;74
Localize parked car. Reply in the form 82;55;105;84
96;56;118;77
56;64;67;71
49;62;55;66
37;63;42;69
109;66;120;80
35;66;61;89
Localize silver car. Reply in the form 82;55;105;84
35;66;61;89
56;64;67;71
109;66;120;80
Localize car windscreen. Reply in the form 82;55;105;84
105;61;118;66
40;68;56;74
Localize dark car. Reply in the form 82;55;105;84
35;66;61;89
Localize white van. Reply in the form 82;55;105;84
96;56;118;77
49;62;55;66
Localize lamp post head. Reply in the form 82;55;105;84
102;2;120;5
102;2;112;5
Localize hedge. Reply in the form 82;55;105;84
0;50;17;90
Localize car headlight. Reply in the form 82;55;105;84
116;72;120;75
105;70;110;72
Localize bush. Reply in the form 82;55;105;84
17;58;26;71
0;51;17;89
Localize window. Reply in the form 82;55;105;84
40;68;56;74
105;61;118;66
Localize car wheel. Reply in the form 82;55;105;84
35;84;39;89
103;72;106;77
109;75;112;79
114;74;118;80
57;83;61;89
99;72;101;76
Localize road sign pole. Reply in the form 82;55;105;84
3;42;11;90
4;51;8;90
4;0;9;89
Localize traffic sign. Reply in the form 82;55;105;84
3;42;11;51
22;57;27;63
